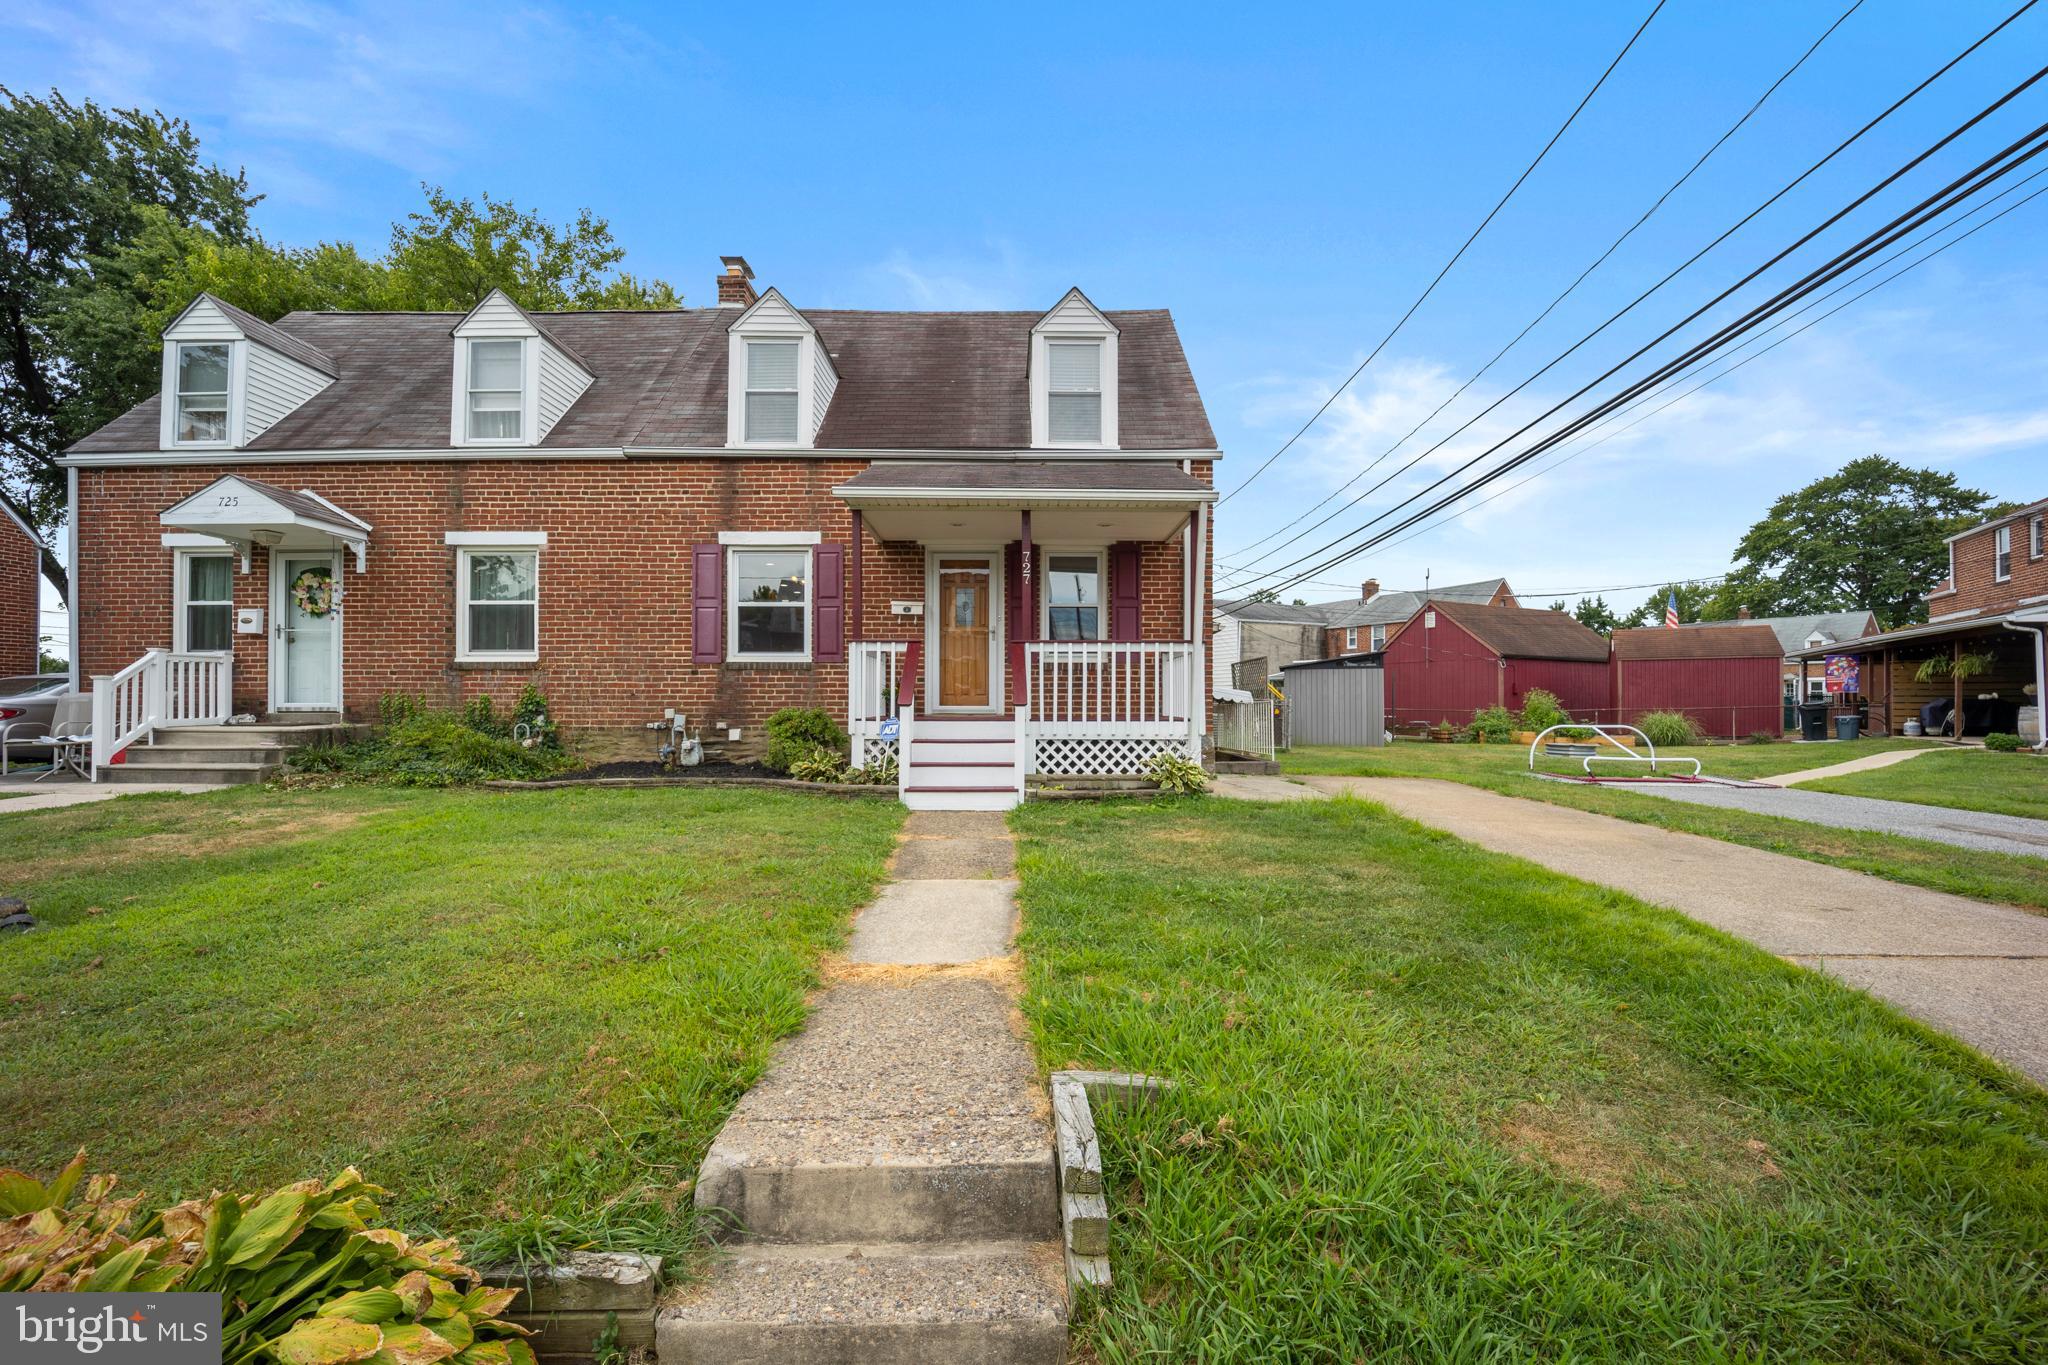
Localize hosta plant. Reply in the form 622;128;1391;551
0;1153;534;1365
1144;750;1209;795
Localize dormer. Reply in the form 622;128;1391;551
1030;287;1119;450
449;289;594;447
726;286;837;449
159;294;336;450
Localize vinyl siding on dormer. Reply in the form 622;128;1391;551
242;344;333;444
808;341;839;444
537;343;594;439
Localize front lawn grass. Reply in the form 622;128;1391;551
1283;741;2048;914
0;784;902;1265
1801;747;2048;820
1014;796;2048;1362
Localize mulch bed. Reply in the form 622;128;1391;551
484;760;894;796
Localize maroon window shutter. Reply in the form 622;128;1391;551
813;542;845;663
692;544;723;663
1111;542;1143;641
1005;541;1026;643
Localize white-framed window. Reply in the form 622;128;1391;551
729;546;811;661
1995;524;2012;582
744;340;800;444
456;546;539;662
174;342;233;444
1345;627;1358;651
1046;341;1103;444
1807;677;1827;700
174;551;234;652
2032;515;2044;559
1042;551;1104;641
1370;624;1387;651
466;338;525;442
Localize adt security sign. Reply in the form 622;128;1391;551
879;717;900;741
4;1293;221;1365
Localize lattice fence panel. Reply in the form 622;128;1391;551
858;736;899;768
1033;737;1190;777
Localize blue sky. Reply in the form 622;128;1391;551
9;0;2048;646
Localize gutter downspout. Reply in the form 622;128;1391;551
67;466;80;695
2014;617;2048;750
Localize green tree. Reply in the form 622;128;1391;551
1;87;257;594
1568;594;1623;634
1621;582;1718;629
382;186;681;311
1727;456;1995;629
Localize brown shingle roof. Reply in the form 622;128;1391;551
199;294;339;377
1612;624;1781;660
835;460;1211;496
1427;600;1609;662
68;305;1216;455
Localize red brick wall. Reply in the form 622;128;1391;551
1936;507;2048;618
75;458;1213;753
0;511;39;675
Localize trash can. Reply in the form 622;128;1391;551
1797;702;1829;741
1834;713;1861;742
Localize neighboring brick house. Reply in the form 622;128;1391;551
1788;495;2048;742
0;501;43;675
1319;577;1514;659
59;262;1223;807
1211;576;1515;695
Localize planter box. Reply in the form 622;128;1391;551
1512;730;1635;746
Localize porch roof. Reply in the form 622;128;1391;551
834;460;1212;542
1786;608;2048;659
160;474;372;570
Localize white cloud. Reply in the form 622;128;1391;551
857;243;1036;310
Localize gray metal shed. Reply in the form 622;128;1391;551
1280;654;1386;747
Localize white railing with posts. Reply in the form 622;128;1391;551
847;641;909;768
90;649;234;780
1023;642;1196;738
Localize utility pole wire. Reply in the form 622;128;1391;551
1224;0;1865;562
1217;0;2043;588
1214;0;1667;507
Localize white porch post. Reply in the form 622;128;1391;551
66;465;80;695
1188;500;1207;760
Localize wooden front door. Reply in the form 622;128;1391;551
937;559;992;708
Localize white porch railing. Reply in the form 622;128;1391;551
1023;641;1200;776
90;649;233;779
848;641;909;768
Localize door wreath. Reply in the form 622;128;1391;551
290;566;337;618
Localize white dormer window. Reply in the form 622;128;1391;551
174;343;233;444
1047;342;1103;444
1030;288;1119;449
466;338;525;442
745;340;800;443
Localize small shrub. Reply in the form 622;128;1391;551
842;755;900;786
2;1152;537;1365
1984;732;2023;752
461;694;508;738
1145;750;1209;795
1635;710;1703;747
1742;730;1778;745
1516;689;1567;734
512;682;560;750
379;691;427;728
764;708;848;773
285;710;573;787
788;746;849;783
1465;705;1514;744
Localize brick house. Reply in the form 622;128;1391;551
1317;577;1514;659
1;501;43;675
59;261;1222;807
1210;576;1513;696
1788;495;2047;742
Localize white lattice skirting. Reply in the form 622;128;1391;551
857;736;899;768
1032;736;1192;777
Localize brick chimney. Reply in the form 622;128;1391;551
1360;579;1379;603
717;256;758;308
1736;606;1751;619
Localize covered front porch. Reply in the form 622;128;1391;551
1794;611;2046;742
833;461;1213;806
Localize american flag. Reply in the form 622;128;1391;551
1664;591;1680;629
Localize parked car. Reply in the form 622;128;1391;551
0;674;69;768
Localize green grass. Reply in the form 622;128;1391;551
1282;741;2048;914
1802;748;2048;821
1014;796;2048;1362
0;784;902;1265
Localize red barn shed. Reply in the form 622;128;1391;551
1610;624;1783;739
1382;599;1609;729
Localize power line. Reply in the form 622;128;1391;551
1217;1;2042;587
1214;0;1667;507
1236;79;2048;598
1223;0;1865;562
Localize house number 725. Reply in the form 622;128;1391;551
217;496;239;507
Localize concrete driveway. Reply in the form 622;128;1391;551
1219;774;2048;1085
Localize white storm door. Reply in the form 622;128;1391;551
271;552;342;710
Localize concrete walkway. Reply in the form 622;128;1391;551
661;810;1065;1364
1756;745;1939;787
1616;780;2048;859
0;773;213;814
1217;774;2048;1085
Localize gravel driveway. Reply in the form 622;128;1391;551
1612;782;2048;859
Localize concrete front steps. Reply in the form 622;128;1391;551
660;812;1066;1363
105;722;364;785
903;715;1021;812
